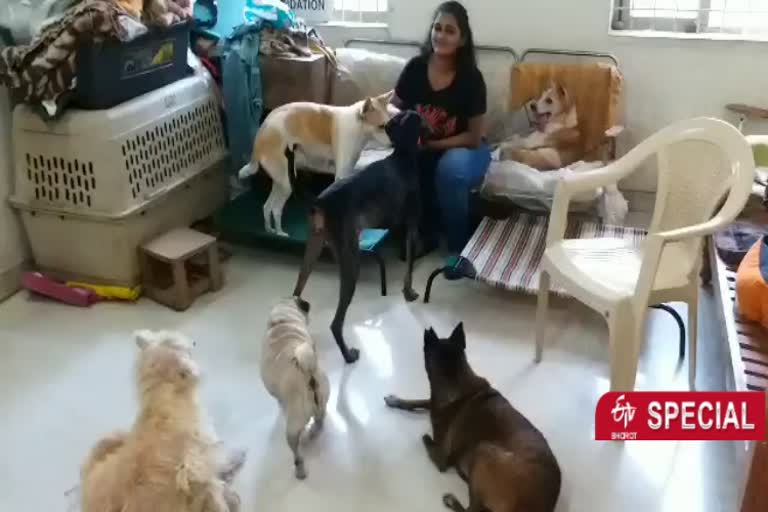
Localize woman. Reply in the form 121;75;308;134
393;1;491;278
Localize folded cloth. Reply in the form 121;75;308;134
259;22;338;69
0;0;132;119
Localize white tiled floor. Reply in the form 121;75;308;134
0;247;745;511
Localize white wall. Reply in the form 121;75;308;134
320;0;768;191
0;87;28;300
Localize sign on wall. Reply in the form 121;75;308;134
285;0;331;23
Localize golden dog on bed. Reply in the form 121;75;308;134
498;82;582;171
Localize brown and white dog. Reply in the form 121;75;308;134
238;92;396;237
499;82;582;171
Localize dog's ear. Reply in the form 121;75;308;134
295;296;310;314
424;327;439;345
378;89;395;104
555;82;568;101
449;322;466;350
361;97;374;115
548;78;558;91
134;329;156;350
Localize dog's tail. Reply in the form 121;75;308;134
292;342;324;410
80;431;128;479
292;342;317;376
237;161;257;180
285;145;317;203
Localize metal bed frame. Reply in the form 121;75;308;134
344;37;520;62
343;38;620;67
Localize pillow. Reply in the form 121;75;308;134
480;157;602;211
486;103;535;146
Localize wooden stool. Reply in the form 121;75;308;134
140;228;222;311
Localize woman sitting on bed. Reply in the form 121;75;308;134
392;1;491;279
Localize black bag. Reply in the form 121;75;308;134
714;221;768;266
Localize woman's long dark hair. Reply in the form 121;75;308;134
420;1;478;73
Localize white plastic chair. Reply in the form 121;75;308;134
534;117;757;392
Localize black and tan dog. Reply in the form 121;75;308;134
292;110;431;364
385;323;561;512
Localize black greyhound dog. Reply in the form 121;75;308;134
292;109;431;363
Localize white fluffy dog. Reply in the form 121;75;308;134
80;330;245;512
261;297;330;480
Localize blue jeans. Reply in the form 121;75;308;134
420;144;492;253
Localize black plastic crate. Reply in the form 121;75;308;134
75;21;192;110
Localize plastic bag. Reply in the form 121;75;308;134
244;0;294;29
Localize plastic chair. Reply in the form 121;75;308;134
534;117;757;392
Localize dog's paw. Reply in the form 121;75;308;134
384;394;401;408
220;449;247;483
309;416;324;438
294;462;307;480
403;288;420;303
275;229;290;238
343;348;360;364
442;494;462;511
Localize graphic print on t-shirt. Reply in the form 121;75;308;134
416;103;458;139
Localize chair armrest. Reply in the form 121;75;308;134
655;219;724;243
559;160;635;195
546;162;637;244
605;125;625;139
746;134;768;147
656;211;744;243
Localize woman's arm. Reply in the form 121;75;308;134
426;115;486;150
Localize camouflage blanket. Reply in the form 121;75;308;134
0;0;129;119
260;23;338;69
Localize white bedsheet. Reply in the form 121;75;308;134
481;151;629;224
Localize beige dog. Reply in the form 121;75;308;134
499;82;582;170
238;92;395;237
80;330;245;512
261;297;330;480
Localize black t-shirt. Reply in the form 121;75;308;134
395;54;487;140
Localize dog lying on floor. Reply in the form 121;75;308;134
238;92;396;237
292;109;431;364
498;81;582;171
385;323;561;512
261;297;330;480
80;330;245;512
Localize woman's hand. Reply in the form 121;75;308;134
424;114;485;150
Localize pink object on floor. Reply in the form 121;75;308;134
21;272;99;307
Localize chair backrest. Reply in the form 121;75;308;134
509;62;623;161
646;119;756;283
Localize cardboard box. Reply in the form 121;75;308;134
259;54;330;110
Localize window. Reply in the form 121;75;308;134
611;0;768;37
333;0;388;24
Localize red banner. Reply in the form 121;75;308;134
595;391;767;441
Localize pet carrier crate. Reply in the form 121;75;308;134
9;75;229;286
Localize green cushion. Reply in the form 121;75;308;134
214;187;389;252
754;144;768;167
